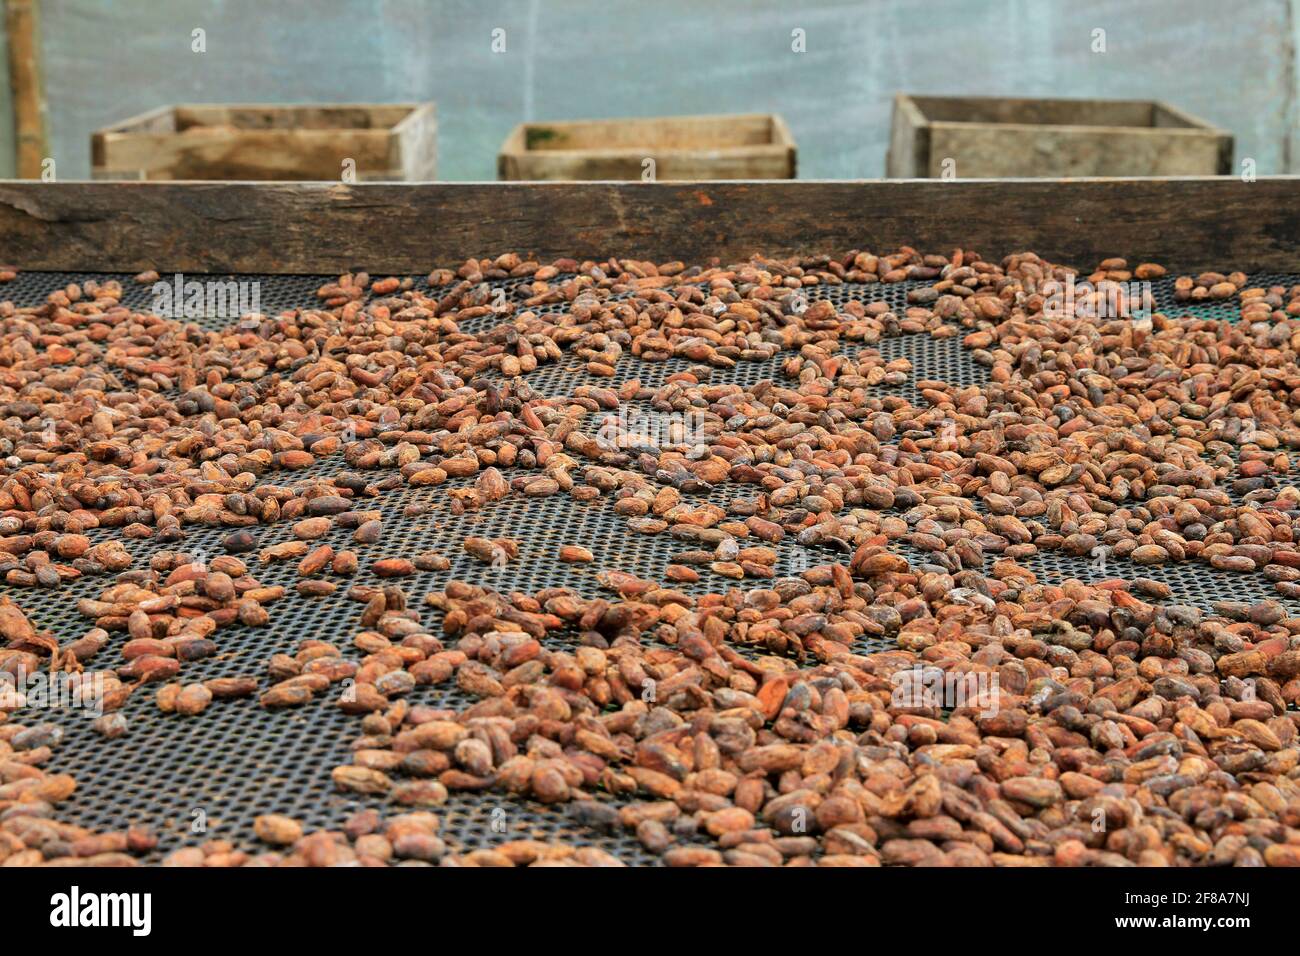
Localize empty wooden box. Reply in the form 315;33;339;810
92;103;437;181
886;95;1233;178
498;113;796;181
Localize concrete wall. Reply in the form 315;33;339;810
8;0;1300;180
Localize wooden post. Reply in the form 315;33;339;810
5;0;48;179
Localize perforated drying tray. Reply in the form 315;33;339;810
0;268;1295;864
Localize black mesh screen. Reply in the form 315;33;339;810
2;267;1296;864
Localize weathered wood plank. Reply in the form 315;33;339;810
389;103;438;181
171;105;415;130
910;96;1158;127
885;94;929;180
0;178;1297;274
93;129;395;181
927;123;1227;178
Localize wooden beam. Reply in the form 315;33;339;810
0;177;1298;274
4;0;47;179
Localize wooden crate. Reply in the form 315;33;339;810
5;177;1299;275
886;95;1233;178
498;113;796;181
91;103;437;181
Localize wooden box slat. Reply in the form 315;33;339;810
2;177;1297;276
498;113;796;181
91;103;437;182
886;94;1233;178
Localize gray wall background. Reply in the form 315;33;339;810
3;0;1299;180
